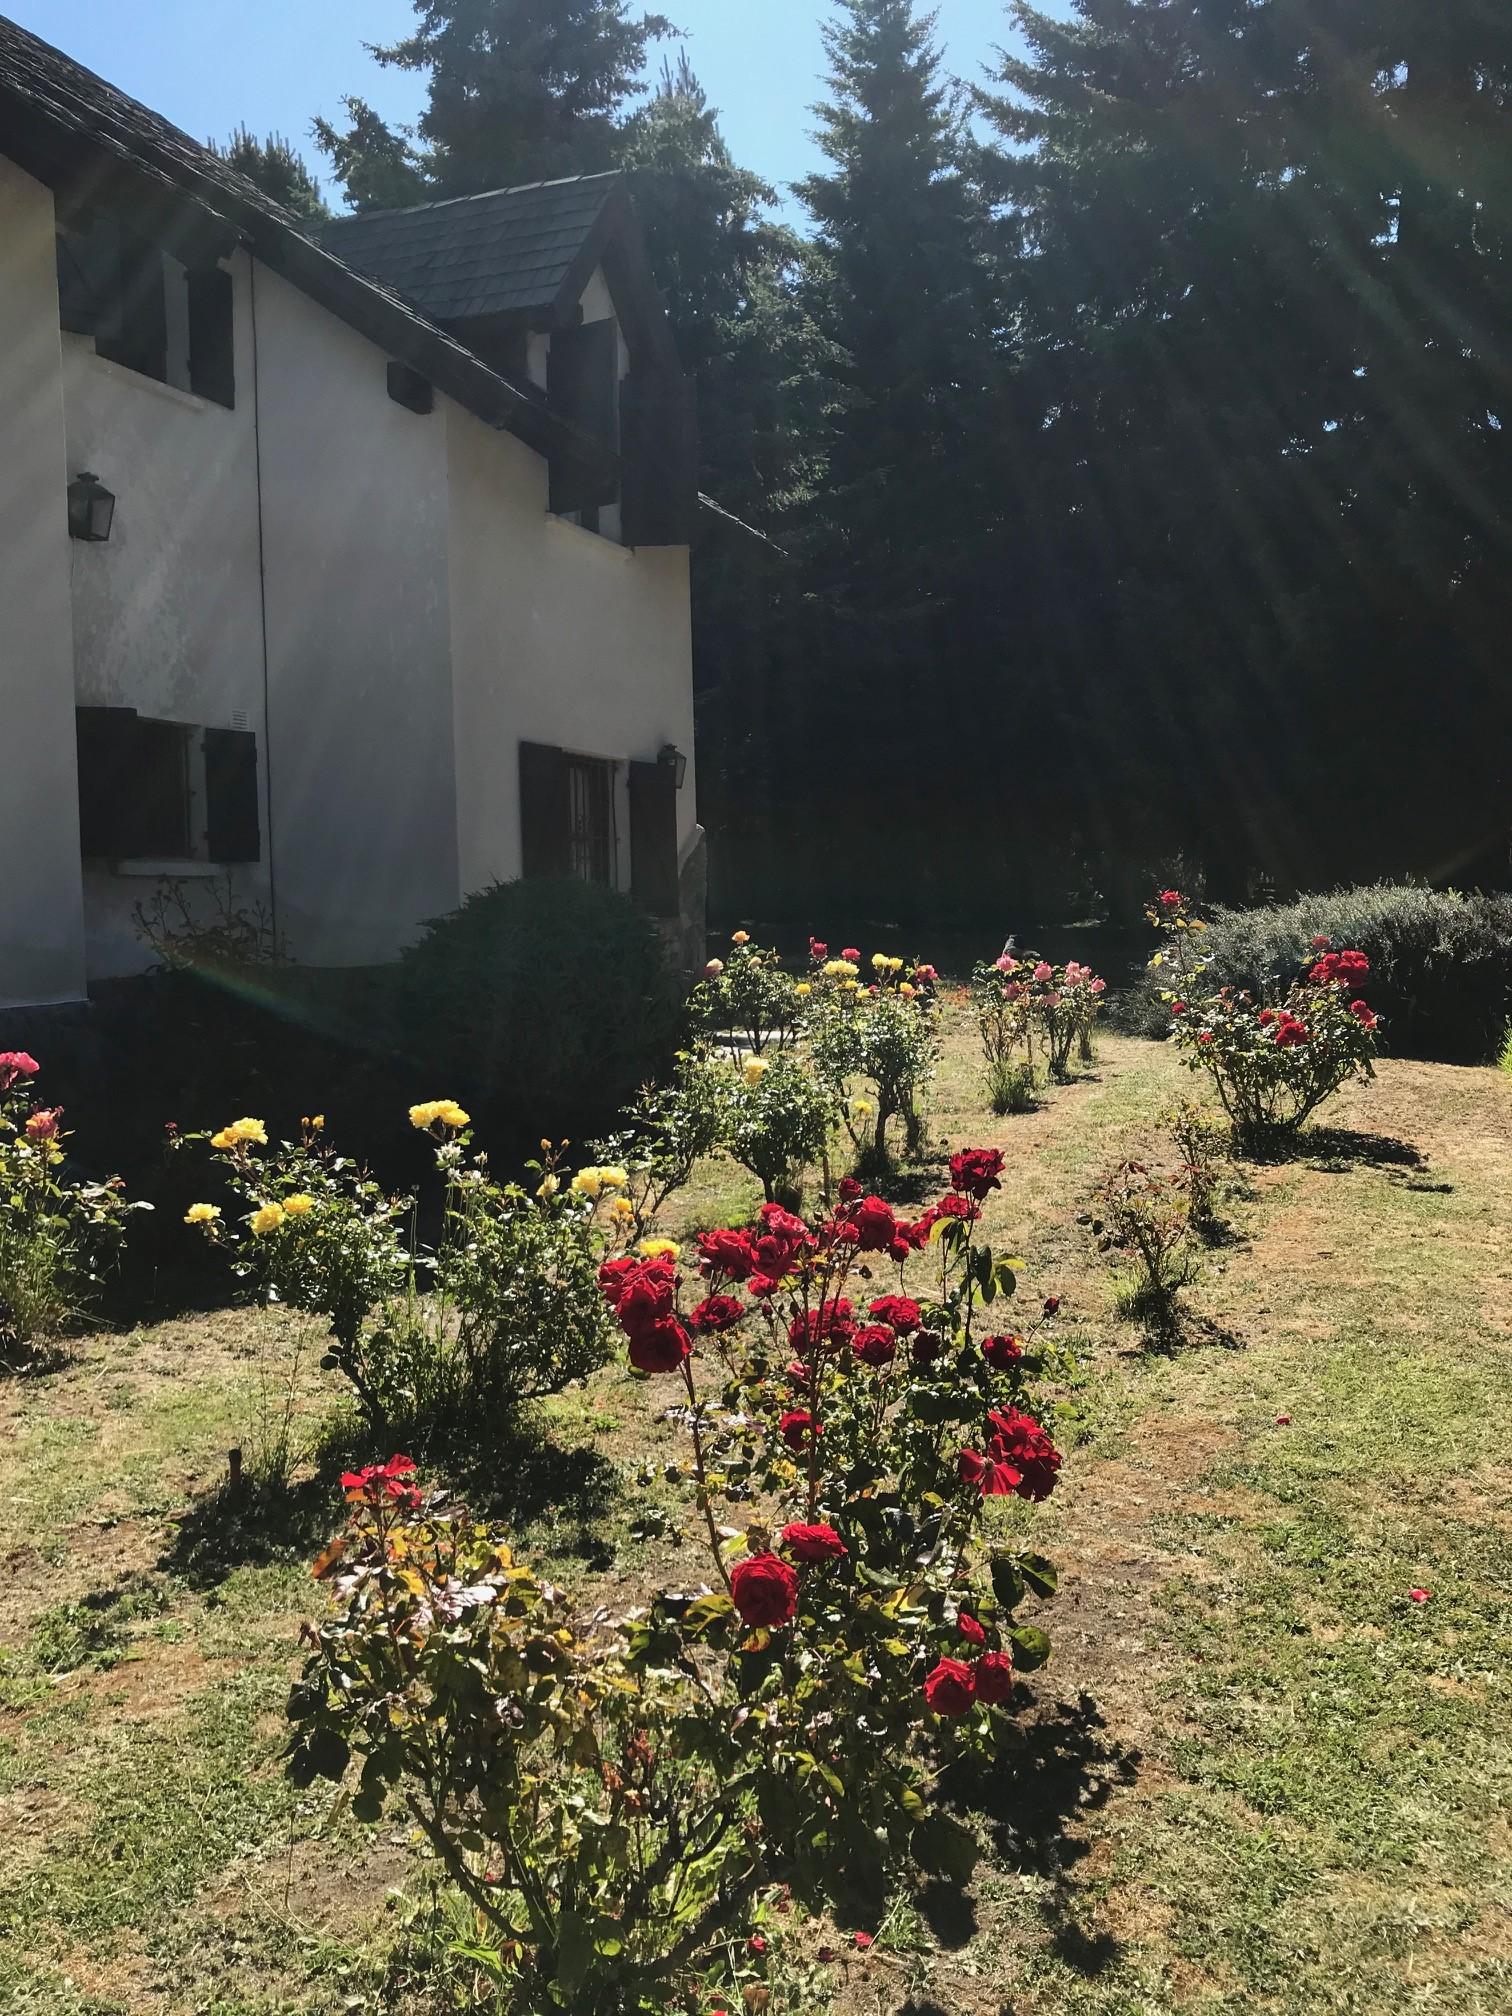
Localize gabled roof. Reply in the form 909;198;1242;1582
320;173;624;325
0;13;609;470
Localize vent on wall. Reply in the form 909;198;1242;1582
230;709;249;731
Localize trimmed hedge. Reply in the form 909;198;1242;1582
395;878;682;1131
1131;884;1512;1062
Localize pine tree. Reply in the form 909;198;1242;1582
315;0;674;208
797;0;1001;617
978;0;1512;898
213;127;330;221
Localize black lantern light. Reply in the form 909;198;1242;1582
658;742;689;790
67;471;115;543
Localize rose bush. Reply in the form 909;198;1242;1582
1149;892;1381;1142
806;949;940;1167
0;1051;144;1364
189;1106;614;1437
971;954;1107;1105
290;1150;1067;2005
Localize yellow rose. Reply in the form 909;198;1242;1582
795;981;812;998
609;1196;635;1220
572;1168;605;1199
311;1114;325;1131
231;1118;267;1144
871;952;889;971
409;1099;470;1131
250;1202;286;1236
822;959;859;980
887;956;904;973
840;979;858;994
732;930;750;946
184;1202;220;1226
599;1166;629;1190
742;1056;770;1086
283;1193;315;1218
639;1238;680;1259
210;1128;238;1151
850;1096;875;1119
899;982;917;999
537;1172;560;1198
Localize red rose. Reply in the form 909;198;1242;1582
949;1148;1005;1200
973;1649;1014;1704
1158;889;1182;910
851;1195;897;1252
1275;1019;1311;1048
957;1611;986;1645
922;1657;976;1716
853;1323;897;1367
342;1453;421;1507
1257;1009;1276;1027
1042;1296;1060;1317
981;1334;1023;1372
1350;999;1378;1029
988;1408;1062;1502
809;938;828;962
841;947;860;964
779;1409;819;1448
731;1551;799;1627
614;1258;678;1338
1311;934;1332;952
933;1193;981;1223
911;1328;945;1365
868;1294;920;1334
790;1298;854;1349
627;1318;691;1375
690;1293;744;1334
959;1447;1023;1496
696;1228;757;1282
781;1521;847;1563
597;1257;637;1308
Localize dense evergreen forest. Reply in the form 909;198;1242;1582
237;1;1512;924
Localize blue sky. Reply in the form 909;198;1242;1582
14;1;1051;209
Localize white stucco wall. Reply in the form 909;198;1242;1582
444;396;697;899
252;265;460;965
0;158;87;1008
61;250;271;979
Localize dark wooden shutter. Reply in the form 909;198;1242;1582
187;268;235;408
99;230;166;383
56;215;120;337
204;728;260;862
621;371;699;547
629;759;680;917
75;706;142;857
547;319;621;514
519;741;570;877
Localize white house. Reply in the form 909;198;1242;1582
0;15;707;1013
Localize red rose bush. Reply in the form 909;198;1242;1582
289;1151;1067;2003
1149;892;1381;1142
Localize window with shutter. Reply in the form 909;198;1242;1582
629;760;680;917
519;741;571;878
187;268;235;408
97;226;168;385
75;708;191;859
204;729;260;862
621;371;699;548
547;319;621;518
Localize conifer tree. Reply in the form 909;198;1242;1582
213;127;330;221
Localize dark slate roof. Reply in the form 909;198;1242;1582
0;12;602;466
321;175;623;324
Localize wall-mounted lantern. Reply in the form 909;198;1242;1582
67;471;116;543
659;742;689;791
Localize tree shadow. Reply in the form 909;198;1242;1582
940;1689;1140;1978
1242;1125;1425;1172
1130;1303;1248;1357
161;1469;337;1590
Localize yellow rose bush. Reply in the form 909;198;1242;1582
188;1110;614;1440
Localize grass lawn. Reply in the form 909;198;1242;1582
1;1015;1509;2013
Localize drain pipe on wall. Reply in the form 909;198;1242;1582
249;254;278;942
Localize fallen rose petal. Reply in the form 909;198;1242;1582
1409;1588;1432;1603
1274;1413;1292;1426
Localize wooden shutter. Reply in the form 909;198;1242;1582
204;728;260;862
187;268;235;408
547;319;620;514
75;706;142;857
519;741;570;878
629;759;680;917
621;371;699;547
56;214;120;337
99;230;166;382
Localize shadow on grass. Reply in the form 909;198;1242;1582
1127;1300;1248;1358
935;1689;1141;1977
161;1415;622;1590
1241;1124;1426;1172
